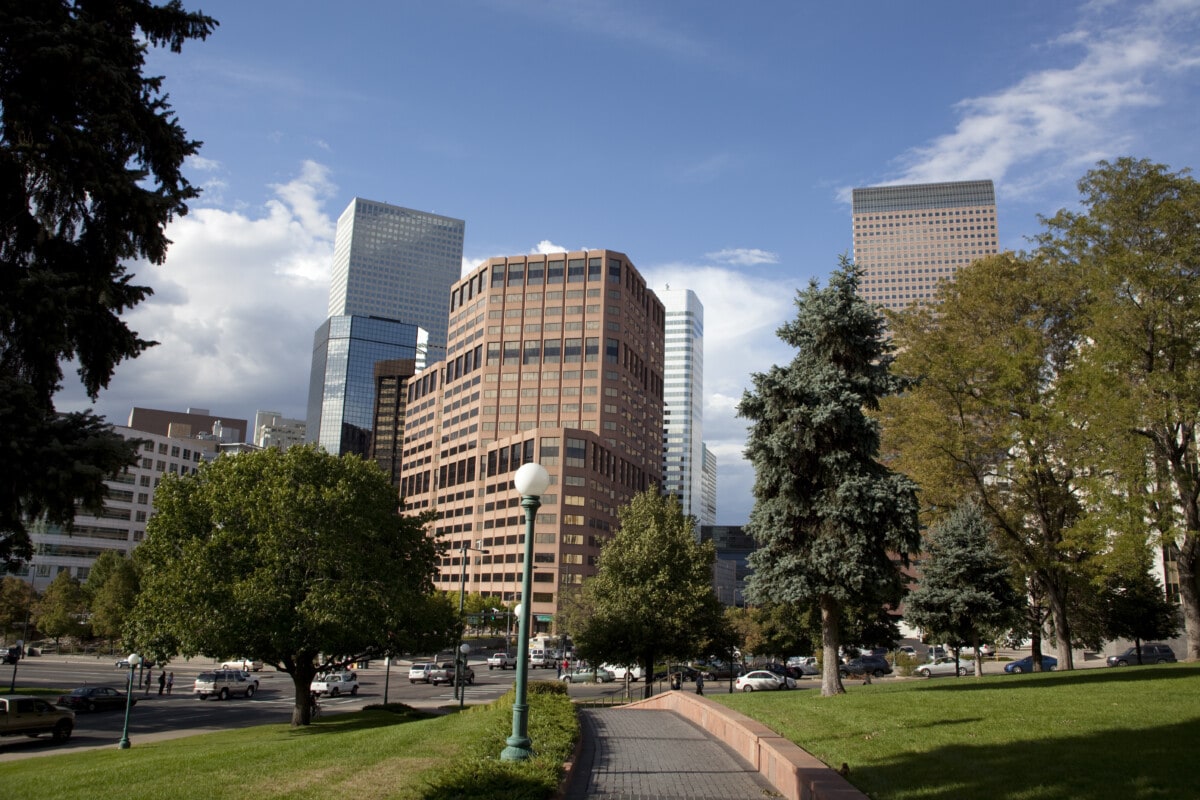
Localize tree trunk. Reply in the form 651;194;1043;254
290;663;319;726
641;652;655;700
1176;534;1200;661
972;633;982;677
819;594;845;696
1039;572;1073;670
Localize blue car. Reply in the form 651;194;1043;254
1004;655;1058;674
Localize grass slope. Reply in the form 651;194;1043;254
715;663;1200;799
0;689;577;800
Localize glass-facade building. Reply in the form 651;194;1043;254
328;198;465;354
852;180;998;312
306;315;426;457
307;198;464;458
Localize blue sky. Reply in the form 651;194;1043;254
57;0;1200;524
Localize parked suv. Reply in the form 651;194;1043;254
839;655;893;678
1106;644;1177;666
193;669;259;700
408;662;435;684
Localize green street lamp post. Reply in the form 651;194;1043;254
501;462;550;761
118;653;142;749
457;642;471;710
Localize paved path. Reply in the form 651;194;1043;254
563;707;781;800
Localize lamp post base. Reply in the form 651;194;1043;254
117;738;131;750
500;735;532;761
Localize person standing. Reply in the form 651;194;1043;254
695;672;705;696
158;669;166;695
166;672;174;695
145;667;154;694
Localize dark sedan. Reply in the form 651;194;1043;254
1003;655;1058;673
56;686;137;712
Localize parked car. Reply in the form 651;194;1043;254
560;667;615;683
927;646;948;661
408;662;436;684
0;696;74;742
602;663;644;681
653;664;701;683
221;658;264;672
1106;644;1177;666
896;646;917;657
839;655;893;678
3;646;21;665
55;686;136;712
699;661;744;681
193;669;259;700
914;657;969;678
1004;655;1058;674
735;670;795;692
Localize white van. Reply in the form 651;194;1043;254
528;648;553;668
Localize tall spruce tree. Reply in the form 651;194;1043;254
0;1;217;568
904;500;1023;675
738;258;921;696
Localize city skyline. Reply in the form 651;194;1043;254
52;1;1200;524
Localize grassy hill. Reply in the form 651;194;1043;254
715;663;1200;799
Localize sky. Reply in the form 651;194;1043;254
55;0;1200;525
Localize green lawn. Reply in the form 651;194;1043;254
715;663;1200;799
0;689;577;800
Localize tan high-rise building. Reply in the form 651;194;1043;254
852;180;999;312
399;249;665;633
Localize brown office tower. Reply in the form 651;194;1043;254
399;249;665;633
852;180;999;313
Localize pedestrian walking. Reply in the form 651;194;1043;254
158;669;166;695
695;672;705;695
145;667;153;694
166;672;174;694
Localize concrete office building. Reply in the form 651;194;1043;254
851;180;999;312
253;411;307;450
307;198;464;458
13;412;228;586
399;249;665;632
659;288;713;527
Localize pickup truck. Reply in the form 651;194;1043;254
429;661;475;686
0;695;75;742
311;671;359;696
487;652;516;670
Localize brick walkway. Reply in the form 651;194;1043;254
563;707;782;799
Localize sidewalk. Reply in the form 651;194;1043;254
563;706;779;800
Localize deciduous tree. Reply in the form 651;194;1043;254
34;571;87;646
572;489;723;699
86;552;139;645
1039;158;1200;661
128;445;451;725
0;1;216;568
739;258;921;696
882;251;1100;670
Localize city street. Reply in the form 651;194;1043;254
0;654;632;761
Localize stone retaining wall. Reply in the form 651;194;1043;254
621;691;868;800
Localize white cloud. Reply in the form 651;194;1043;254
532;240;569;254
880;0;1200;193
705;248;780;267
185;155;221;172
56;163;337;428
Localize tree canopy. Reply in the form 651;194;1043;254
882;251;1099;669
127;445;452;725
1037;157;1200;661
738;258;921;696
571;489;723;699
0;0;216;568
